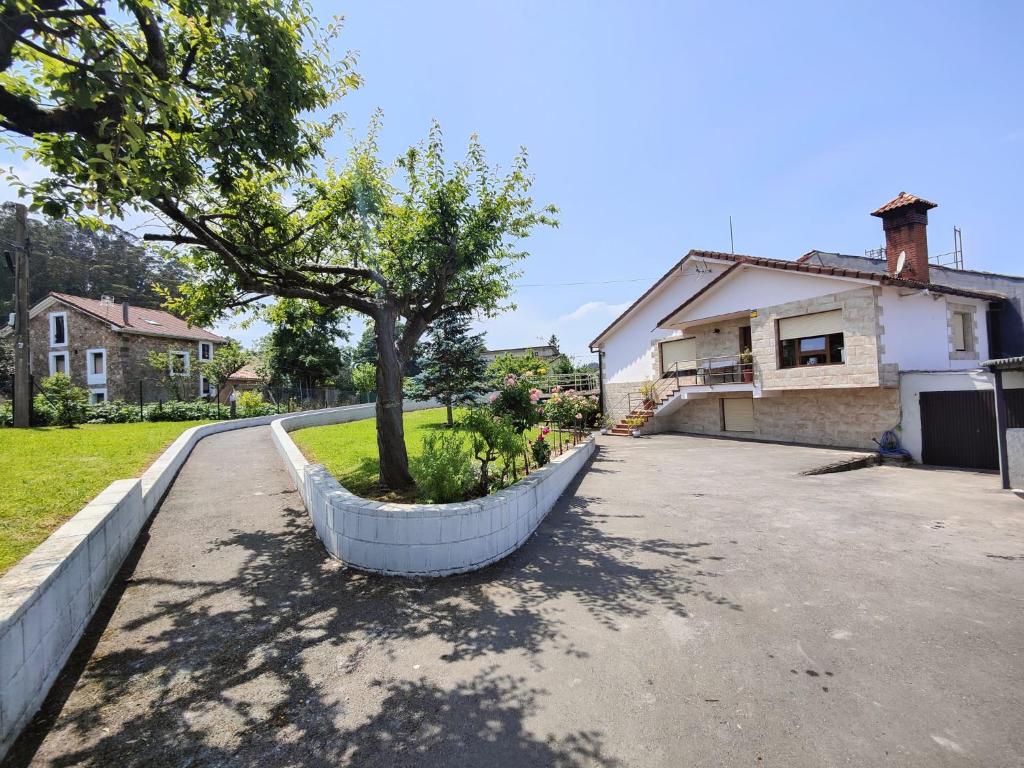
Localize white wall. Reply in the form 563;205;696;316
880;289;989;372
898;370;1024;461
672;266;872;326
600;262;727;383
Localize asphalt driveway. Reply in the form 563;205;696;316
6;430;1024;767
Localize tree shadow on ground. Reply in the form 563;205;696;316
7;448;737;767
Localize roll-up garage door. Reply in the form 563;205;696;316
661;337;696;372
723;398;754;432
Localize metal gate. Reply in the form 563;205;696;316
920;389;1024;469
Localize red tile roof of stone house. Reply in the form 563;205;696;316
48;292;225;342
227;362;263;382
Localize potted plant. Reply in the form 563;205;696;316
739;347;754;383
626;415;646;437
638;380;657;408
598;414;613;435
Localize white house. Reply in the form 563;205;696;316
590;193;1024;466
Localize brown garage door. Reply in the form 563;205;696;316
920;389;1024;469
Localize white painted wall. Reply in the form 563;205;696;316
898;370;1024;461
880;289;989;372
599;262;727;383
671;266;872;326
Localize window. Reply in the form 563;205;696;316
89;389;106;404
198;341;213;361
86;348;106;385
169;351;190;376
199;374;212;398
779;333;845;368
952;311;973;353
48;312;67;347
48;351;69;376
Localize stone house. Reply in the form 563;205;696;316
590;193;1024;466
2;292;226;404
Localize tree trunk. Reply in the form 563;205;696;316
374;314;416;491
446;401;453;427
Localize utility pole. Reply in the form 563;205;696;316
13;204;30;427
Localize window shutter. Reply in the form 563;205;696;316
778;310;843;341
952;313;966;351
661;337;697;371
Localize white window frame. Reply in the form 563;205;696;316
88;388;107;405
48;351;69;376
199;374;213;398
48;311;68;348
169;350;190;377
198;341;213;362
86;347;107;385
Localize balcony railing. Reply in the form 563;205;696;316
661;354;756;386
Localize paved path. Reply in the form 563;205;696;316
5;429;1024;767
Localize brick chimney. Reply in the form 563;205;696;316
871;192;937;283
122;300;130;326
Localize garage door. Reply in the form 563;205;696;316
920;389;1024;469
723;398;754;432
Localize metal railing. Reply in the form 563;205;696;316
532;371;599;393
609;355;759;423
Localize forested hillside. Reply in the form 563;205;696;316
0;204;188;316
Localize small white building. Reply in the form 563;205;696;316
590;193;1024;467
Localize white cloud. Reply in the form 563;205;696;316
556;300;631;324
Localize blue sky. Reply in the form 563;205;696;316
5;1;1023;360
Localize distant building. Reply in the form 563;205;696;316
1;292;225;403
481;345;560;364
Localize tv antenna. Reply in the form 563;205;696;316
729;216;735;255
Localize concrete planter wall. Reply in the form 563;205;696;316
272;410;595;577
0;410;309;760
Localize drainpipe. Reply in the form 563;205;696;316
592;345;605;416
991;366;1010;490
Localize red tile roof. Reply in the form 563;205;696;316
49;292;225;342
227;362;263;381
871;192;937;217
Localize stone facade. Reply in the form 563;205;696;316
946;302;981;362
654;387;901;450
27;300;220;402
751;286;886;390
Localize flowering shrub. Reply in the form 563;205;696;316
543;387;600;429
530;431;551;467
489;372;543;434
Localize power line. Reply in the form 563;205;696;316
515;277;657;287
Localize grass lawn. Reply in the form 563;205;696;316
0;421;210;574
292;407;584;503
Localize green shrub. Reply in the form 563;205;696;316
411;429;474;503
86;400;143;424
0;400;12;426
530;432;551;467
236;390;276;417
39;374;88;427
146;399;219;422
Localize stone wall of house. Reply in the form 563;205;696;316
604;380;648;422
692;316;748;361
654;387;901;450
27;302;218;402
751;286;886;391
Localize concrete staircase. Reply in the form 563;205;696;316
608;383;681;436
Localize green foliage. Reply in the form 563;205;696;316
459;406;522;494
351;322;421;376
0;400;11;426
38;373;88;427
0;337;12;399
485;352;550;384
199;341;250;398
1;1;357;220
0;204;189;317
411;312;487;420
85;399;144;424
236;390;275;417
489;373;544;434
146;350;191;401
411;430;474;504
256;299;348;389
352;363;377;396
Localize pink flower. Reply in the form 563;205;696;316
489;393;498;402
551;385;561;393
529;387;541;403
504;373;518;387
542;426;551;435
589;395;598;402
575;412;583;420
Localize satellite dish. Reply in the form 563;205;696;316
895;250;906;276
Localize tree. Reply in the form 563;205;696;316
547;334;559;352
351;321;422;376
147;350;190;401
199;341;249;403
352;363;376;403
256;299;347;392
2;6;553;490
158;127;556;490
0;0;356;221
412;311;487;426
38;373;87;427
0;336;12;398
